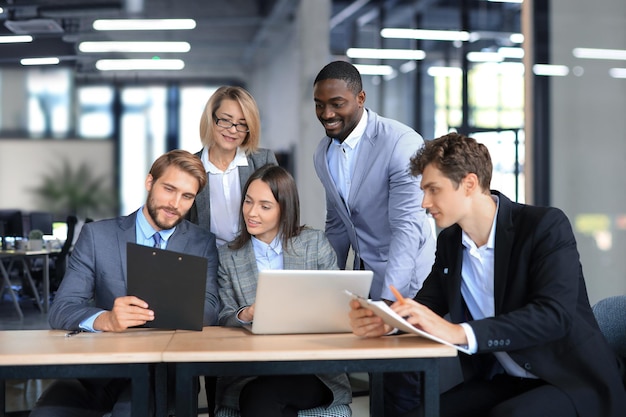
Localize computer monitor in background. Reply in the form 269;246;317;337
29;211;54;235
0;209;25;238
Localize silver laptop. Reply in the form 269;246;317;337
246;269;373;334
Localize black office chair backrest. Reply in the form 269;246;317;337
59;215;78;257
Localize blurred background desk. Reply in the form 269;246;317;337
164;327;457;417
0;249;59;319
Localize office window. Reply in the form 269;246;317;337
26;68;71;138
178;86;218;153
119;86;167;215
77;86;114;139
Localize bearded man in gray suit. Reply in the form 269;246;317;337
30;149;219;417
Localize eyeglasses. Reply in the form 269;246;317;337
215;118;249;133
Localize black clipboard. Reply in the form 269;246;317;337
126;242;207;331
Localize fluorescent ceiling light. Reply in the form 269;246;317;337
533;64;569;76
381;28;470;42
609;68;626;79
21;57;60;66
509;33;524;44
353;64;395;76
96;59;185;71
498;47;524;59
399;61;417;73
347;48;425;60
427;66;462;77
0;35;33;44
467;51;503;62
573;48;626;60
93;19;196;31
79;41;191;53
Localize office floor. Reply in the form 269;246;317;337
1;286;371;416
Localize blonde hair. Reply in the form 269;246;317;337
199;86;261;155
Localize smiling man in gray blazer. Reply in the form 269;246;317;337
31;149;219;417
313;60;436;417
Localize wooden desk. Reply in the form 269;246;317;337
0;249;59;317
0;329;174;417
164;327;457;417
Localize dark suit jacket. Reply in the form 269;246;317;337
187;148;278;232
49;210;220;329
416;191;626;417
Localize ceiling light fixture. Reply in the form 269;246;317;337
467;51;503;62
95;58;185;71
498;47;524;59
21;57;60;66
573;48;626;60
427;66;463;77
509;33;524;44
533;64;569;76
93;19;196;31
79;41;191;53
381;28;471;42
347;48;425;60
353;64;395;76
0;35;33;44
609;68;626;79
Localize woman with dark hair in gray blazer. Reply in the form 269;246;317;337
215;165;352;417
188;86;277;246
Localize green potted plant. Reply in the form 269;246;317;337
30;159;117;220
28;229;44;251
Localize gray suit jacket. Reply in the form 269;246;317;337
48;210;220;329
313;109;436;301
188;148;278;232
215;228;352;411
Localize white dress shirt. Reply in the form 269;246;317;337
459;195;538;378
201;147;249;246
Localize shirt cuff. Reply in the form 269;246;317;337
236;306;252;324
79;311;106;332
459;322;478;354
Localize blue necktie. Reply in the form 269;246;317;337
152;232;162;248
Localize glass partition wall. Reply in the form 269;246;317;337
330;0;525;202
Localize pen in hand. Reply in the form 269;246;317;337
389;285;406;305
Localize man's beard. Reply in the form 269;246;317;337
146;193;184;230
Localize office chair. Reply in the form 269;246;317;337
215;404;352;417
592;295;626;386
49;215;78;291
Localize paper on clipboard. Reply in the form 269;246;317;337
345;290;471;354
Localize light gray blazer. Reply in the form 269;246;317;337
313;109;436;301
188;148;278;232
215;228;352;411
48;210;220;329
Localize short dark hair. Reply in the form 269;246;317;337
314;60;363;95
230;165;304;250
149;149;207;193
410;132;492;191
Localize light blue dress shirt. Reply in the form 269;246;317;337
326;110;368;204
